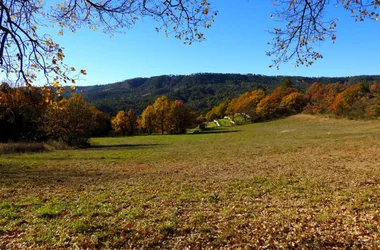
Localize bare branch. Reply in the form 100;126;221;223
268;0;380;68
0;0;217;88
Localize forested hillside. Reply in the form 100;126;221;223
75;73;380;115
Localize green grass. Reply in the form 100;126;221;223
1;114;380;248
205;118;234;128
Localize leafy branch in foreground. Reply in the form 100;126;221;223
0;0;217;87
2;0;379;85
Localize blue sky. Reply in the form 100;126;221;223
49;1;380;86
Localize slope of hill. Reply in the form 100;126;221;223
74;73;380;115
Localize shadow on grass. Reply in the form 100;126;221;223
0;142;50;155
89;143;165;149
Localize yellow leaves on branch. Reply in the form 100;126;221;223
57;50;64;60
52;81;60;89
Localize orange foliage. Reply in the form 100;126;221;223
370;83;380;94
227;89;265;120
141;105;155;134
280;92;306;113
206;101;229;121
142;96;195;134
256;86;287;118
153;96;170;135
304;83;348;114
306;82;323;102
330;84;364;115
112;111;128;135
168;100;195;134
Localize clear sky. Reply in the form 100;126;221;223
48;1;380;86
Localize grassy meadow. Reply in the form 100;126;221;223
1;114;380;249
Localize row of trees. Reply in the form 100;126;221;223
3;81;379;145
1;84;197;145
0;83;110;145
206;81;380;122
305;82;380;119
112;96;196;136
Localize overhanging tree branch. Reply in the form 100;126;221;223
0;0;217;87
267;0;380;68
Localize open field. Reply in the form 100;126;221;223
1;114;380;249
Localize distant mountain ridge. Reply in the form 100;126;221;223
74;73;380;115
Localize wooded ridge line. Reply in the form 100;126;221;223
71;73;380;115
